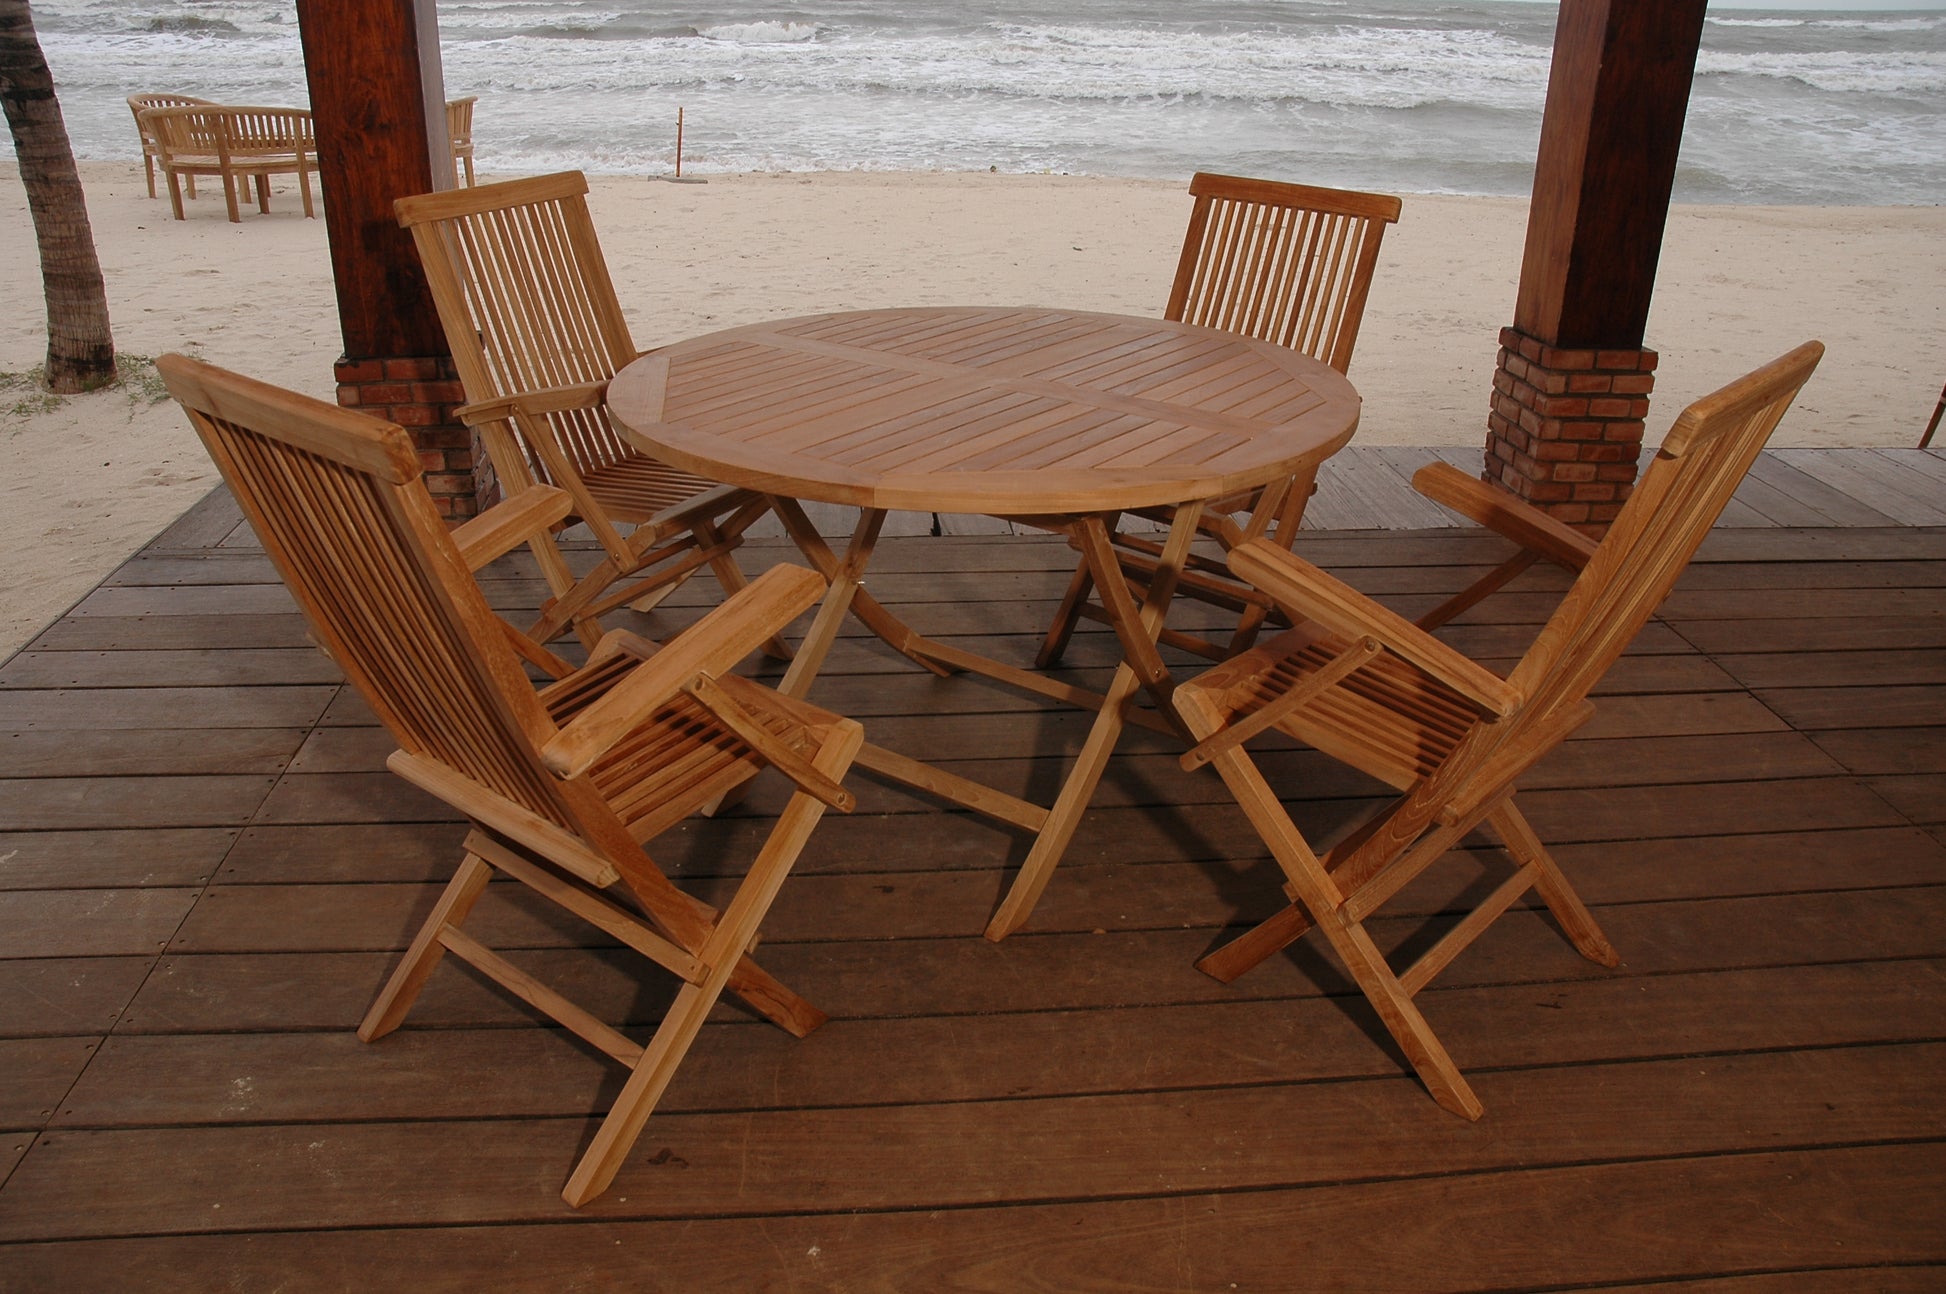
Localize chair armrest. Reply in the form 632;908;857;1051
1412;462;1598;570
449;485;574;572
541;564;828;777
1227;538;1521;718
455;379;609;428
682;673;856;812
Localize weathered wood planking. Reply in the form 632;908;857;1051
0;1151;1939;1293
0;480;1939;1286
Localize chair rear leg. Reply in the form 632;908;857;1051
359;850;495;1041
1195;900;1313;983
1486;799;1619;967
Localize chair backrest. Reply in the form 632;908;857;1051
395;171;640;481
129;93;211;145
1166;172;1402;374
156;354;584;831
142;104;228;159
446;96;476;146
1507;342;1825;729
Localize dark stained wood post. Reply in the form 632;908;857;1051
1485;0;1709;530
295;0;485;517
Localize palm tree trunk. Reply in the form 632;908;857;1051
0;0;114;393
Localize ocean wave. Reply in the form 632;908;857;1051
1697;50;1946;98
697;22;822;45
144;16;240;35
457;22;1547;111
21;0;1945;204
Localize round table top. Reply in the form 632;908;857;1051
607;306;1361;515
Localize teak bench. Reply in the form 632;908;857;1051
141;104;318;224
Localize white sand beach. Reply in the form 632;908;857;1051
2;161;1941;658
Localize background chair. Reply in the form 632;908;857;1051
446;95;477;186
127;93;212;200
1171;343;1822;1119
143;104;317;223
1038;172;1402;669
397;171;785;659
159;353;862;1207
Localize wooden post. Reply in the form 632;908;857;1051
295;0;486;517
1485;0;1708;531
675;107;684;180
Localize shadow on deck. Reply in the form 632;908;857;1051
0;467;1942;1289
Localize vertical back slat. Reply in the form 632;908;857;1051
165;359;580;828
419;181;639;479
1166;174;1400;376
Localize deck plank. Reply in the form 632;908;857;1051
0;1148;1939;1293
3;1046;1941;1240
0;491;1940;1286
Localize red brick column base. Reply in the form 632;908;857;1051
334;355;494;519
1484;326;1657;532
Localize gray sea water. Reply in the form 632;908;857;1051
16;0;1946;204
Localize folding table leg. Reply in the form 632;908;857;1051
771;499;949;692
984;505;1201;940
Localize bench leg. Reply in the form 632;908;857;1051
165;170;187;221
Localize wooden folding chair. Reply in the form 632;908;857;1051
1038;172;1401;668
1171;343;1823;1117
159;354;862;1207
396;171;784;663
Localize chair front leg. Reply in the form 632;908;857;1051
560;718;861;1207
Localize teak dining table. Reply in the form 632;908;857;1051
607;306;1361;938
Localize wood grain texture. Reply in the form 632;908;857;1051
0;431;1938;1282
609;308;1360;515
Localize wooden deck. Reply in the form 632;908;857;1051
2;450;1943;1290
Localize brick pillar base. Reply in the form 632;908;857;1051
1484;326;1657;532
334;355;494;519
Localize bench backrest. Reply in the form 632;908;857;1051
143;105;314;161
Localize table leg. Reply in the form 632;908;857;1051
770;497;952;686
983;504;1202;940
770;498;1050;831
